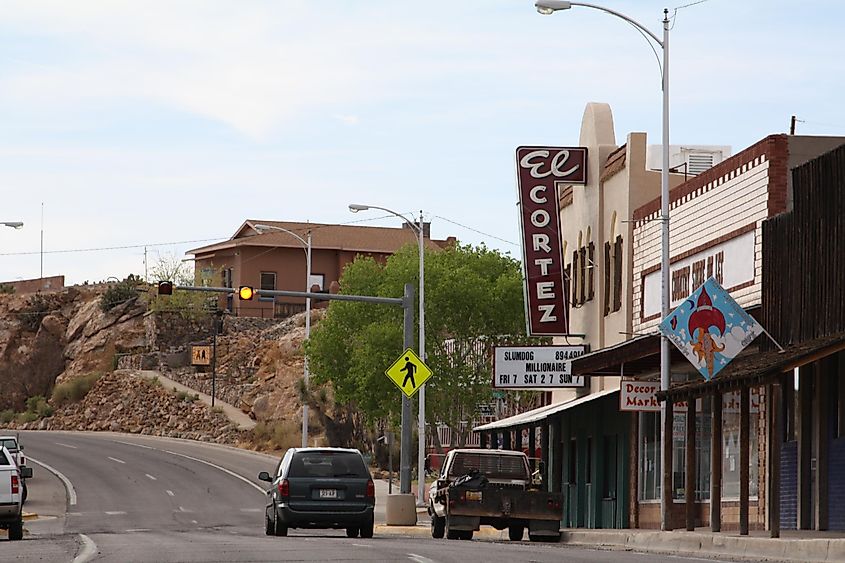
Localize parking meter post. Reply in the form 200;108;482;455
400;283;414;495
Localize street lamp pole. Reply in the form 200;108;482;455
253;223;313;448
349;204;427;504
535;0;672;530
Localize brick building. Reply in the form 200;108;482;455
188;220;455;318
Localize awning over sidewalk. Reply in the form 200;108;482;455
473;388;619;432
657;331;845;401
571;334;660;376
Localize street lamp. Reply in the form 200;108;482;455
349;204;426;504
254;223;313;449
535;0;673;530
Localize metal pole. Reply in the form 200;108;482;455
388;431;394;495
303;231;312;448
212;312;218;408
659;7;672;532
401;282;414;494
416;211;426;506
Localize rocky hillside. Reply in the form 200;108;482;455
0;284;326;451
0;285;146;412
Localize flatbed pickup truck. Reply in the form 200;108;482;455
0;446;24;540
427;448;561;542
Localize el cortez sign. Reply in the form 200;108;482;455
515;146;587;336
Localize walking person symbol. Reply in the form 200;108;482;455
400;356;417;389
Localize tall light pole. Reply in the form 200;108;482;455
254;223;313;448
535;0;672;530
349;204;427;504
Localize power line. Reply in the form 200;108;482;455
0;214;409;258
433;215;518;247
0;237;227;257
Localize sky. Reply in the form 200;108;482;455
1;0;843;286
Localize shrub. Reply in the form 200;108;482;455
16;412;38;424
175;390;199;403
0;410;14;424
21;293;52;332
252;420;300;451
0;284;14;294
51;373;102;407
25;395;53;418
100;275;141;312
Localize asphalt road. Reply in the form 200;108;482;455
2;431;729;562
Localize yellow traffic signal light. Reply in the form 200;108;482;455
157;281;173;295
238;286;255;300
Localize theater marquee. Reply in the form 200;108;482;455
515;146;587;336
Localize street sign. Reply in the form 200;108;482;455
493;345;587;389
515;146;588;336
191;345;212;366
658;277;764;381
385;348;433;398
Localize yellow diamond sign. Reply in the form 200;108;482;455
385;348;433;398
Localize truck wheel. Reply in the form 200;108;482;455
508;525;524;541
529;532;560;542
21;482;27;505
445;516;460;540
345;527;359;538
460;530;473;540
430;514;445;539
9;520;23;541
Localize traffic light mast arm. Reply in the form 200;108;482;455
172;285;403;306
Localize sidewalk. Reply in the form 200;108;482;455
136;370;256;431
375;518;845;562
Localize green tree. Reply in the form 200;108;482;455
149;252;214;318
306;243;538;447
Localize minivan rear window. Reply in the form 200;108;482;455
288;451;368;478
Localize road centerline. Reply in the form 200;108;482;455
107;456;126;464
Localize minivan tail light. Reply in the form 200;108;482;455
366;479;375;498
278;479;289;498
11;475;19;494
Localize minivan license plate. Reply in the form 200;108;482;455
319;489;337;499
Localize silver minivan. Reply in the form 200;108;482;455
260;448;375;538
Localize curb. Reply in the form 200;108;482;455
22;512;38;521
375;524;507;541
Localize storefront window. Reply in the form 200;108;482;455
639;411;660;500
722;389;760;499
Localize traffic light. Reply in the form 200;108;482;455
157;281;173;296
238;286;255;300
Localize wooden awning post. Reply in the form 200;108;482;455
711;391;723;532
768;380;782;538
686;397;697;531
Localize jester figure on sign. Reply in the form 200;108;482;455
687;286;725;378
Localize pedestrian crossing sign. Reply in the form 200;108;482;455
385;348;433;398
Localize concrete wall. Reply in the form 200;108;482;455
0;275;64;294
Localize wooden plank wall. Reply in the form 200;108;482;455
762;144;845;345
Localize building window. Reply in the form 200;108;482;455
259;272;276;301
603;241;611;316
587;242;595;302
721;389;760;499
639;411;661;501
613;236;623;312
308;273;325;292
